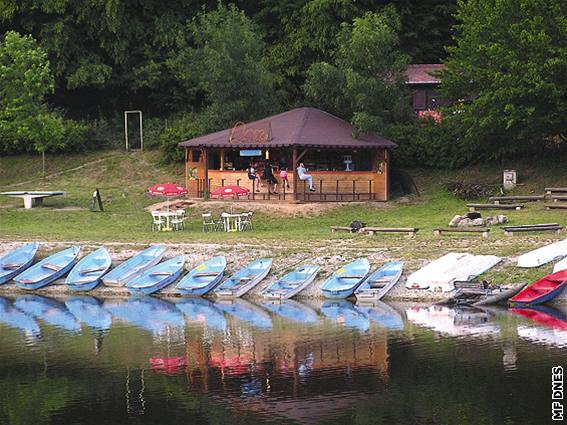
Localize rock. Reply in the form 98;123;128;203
449;215;462;227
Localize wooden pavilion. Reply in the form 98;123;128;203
178;107;397;201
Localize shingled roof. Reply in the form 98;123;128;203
406;64;446;85
178;107;397;150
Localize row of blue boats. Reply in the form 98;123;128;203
0;243;404;299
0;295;404;335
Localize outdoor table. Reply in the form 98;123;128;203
157;211;178;231
0;191;65;209
221;213;244;232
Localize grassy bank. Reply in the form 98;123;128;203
1;151;566;271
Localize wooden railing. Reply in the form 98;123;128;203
196;178;376;202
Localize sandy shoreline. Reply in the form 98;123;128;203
0;240;565;304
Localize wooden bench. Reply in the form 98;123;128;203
331;226;355;233
502;223;563;236
545;187;567;195
489;195;545;204
433;227;491;238
551;195;567;203
545;204;567;210
466;203;523;212
360;227;419;237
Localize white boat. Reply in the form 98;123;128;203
405;253;470;289
429;255;502;292
553;256;567;273
517;239;567;268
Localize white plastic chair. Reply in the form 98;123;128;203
151;211;165;232
202;213;218;232
240;212;253;231
171;209;185;231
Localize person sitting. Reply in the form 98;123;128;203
263;163;279;194
279;167;290;189
296;162;315;192
247;164;261;192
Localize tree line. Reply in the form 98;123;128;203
0;0;566;166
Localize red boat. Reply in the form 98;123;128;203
510;306;567;331
509;269;567;306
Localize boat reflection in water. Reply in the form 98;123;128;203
14;295;81;333
406;305;500;338
0;296;41;338
176;297;227;332
2;294;566;425
511;305;567;348
214;298;273;330
65;296;112;332
259;299;320;324
321;300;370;332
355;301;404;330
104;297;184;336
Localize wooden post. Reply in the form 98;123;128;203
203;148;209;197
292;147;298;201
384;149;389;201
184;149;188;190
220;148;225;170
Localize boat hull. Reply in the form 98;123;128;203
176;256;227;296
102;245;166;287
214;259;272;298
355;262;403;301
0;242;40;285
14;247;80;290
127;269;183;295
321;259;370;299
66;248;111;292
509;282;567;306
262;265;319;299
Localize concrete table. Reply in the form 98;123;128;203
0;191;65;209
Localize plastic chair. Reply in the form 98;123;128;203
171;210;185;231
202;213;218;232
151;211;165;232
241;212;254;231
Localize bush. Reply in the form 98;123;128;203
387;119;473;169
159;113;208;163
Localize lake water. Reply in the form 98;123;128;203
0;295;565;425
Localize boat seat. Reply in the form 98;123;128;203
1;263;24;270
81;267;106;274
18;279;35;283
369;281;389;289
73;278;96;284
42;263;62;271
194;272;220;277
338;275;365;279
151;271;174;276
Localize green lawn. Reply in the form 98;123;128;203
1;151;566;264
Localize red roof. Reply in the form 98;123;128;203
406;64;446;85
178;107;396;150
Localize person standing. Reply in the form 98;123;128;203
263;163;279;194
296;163;315;192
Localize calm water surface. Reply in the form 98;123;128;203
0;295;565;425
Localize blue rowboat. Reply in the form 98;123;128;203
355;261;404;301
65;296;113;332
0;296;41;336
14;295;81;333
14;246;80;290
127;256;185;295
321;258;370;299
261;265;320;299
176;298;227;332
215;298;273;330
355;301;404;330
102;245;166;287
0;242;40;285
66;247;112;291
214;259;272;298
321;300;370;332
176;256;227;296
260;299;320;324
104;297;184;335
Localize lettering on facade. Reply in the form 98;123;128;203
229;121;272;144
